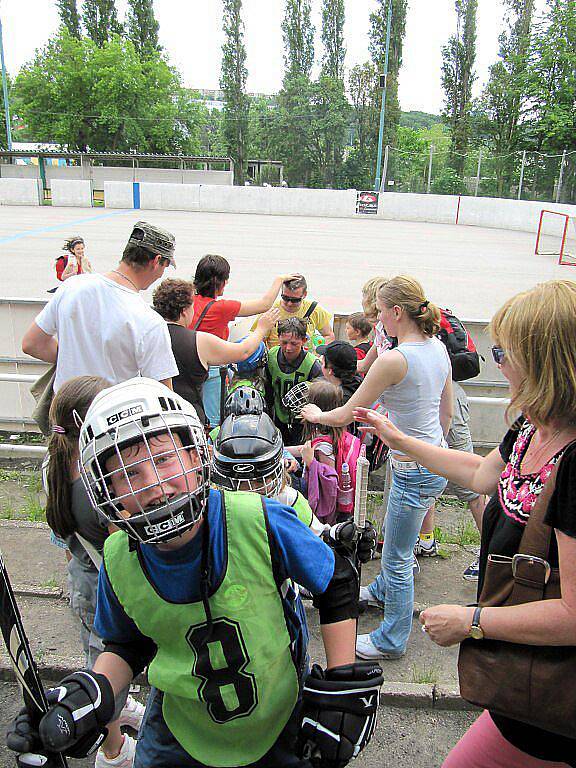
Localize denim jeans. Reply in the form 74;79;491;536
202;366;223;427
134;687;312;768
368;463;447;656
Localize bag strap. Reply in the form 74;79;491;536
75;533;103;570
191;299;216;331
303;301;318;321
511;440;576;601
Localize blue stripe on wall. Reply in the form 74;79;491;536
133;182;141;209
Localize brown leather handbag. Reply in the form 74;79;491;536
458;457;576;737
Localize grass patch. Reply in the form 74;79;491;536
435;520;480;547
0;469;43;493
411;663;439;685
40;576;60;589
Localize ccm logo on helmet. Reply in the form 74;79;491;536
144;513;185;536
233;464;254;474
107;405;144;426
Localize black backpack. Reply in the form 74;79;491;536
438;308;481;382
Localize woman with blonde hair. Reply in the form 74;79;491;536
357;276;391;373
353;279;576;766
302;275;452;660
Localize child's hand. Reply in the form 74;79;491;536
301;441;315;467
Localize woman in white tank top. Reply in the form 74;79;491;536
302;275;452;660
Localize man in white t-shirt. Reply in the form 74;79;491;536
22;221;179;392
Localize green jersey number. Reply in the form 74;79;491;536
186;618;258;724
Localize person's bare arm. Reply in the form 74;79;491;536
236;273;301;317
61;258;79;281
92;652;134;696
318;323;335;344
356;343;378;374
196;308;279;367
439;376;453;437
421;529;576;647
22;322;58;363
321;620;357;668
352;407;504;495
160;378;173;390
301;350;406;428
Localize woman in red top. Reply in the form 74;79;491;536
55;236;93;282
190;254;298;424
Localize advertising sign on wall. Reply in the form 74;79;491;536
356;191;379;215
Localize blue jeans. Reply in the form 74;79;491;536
134;687;311;768
202;366;223;427
368;463;447;656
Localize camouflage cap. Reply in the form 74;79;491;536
128;221;176;267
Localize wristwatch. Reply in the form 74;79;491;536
468;606;484;640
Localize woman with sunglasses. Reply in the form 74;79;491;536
352;280;576;767
190;254;298;426
301;275;453;661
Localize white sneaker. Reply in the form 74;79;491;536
119;695;145;731
95;734;137;768
356;633;404;660
359;585;384;610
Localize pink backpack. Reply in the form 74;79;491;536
311;431;363;515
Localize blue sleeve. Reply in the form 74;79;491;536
93;564;148;645
264;498;334;595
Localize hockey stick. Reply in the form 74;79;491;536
354;455;370;575
0;549;68;767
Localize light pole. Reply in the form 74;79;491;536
374;0;393;192
0;12;12;150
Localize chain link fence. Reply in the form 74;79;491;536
379;146;576;204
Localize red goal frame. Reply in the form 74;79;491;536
535;209;576;266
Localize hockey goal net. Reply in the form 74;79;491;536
535;209;576;266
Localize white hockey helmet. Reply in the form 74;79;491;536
79;378;210;544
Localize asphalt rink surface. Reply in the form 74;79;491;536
0;206;569;318
0;683;478;768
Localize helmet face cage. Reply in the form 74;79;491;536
81;411;211;545
212;456;284;499
282;381;310;417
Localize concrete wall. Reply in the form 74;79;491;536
0;178;41;206
140;183;201;211
377;192;460;225
457;196;576;234
104;181;134;209
50;179;92;207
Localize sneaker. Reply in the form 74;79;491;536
95;734;137;768
359;585;384;610
418;538;438;557
118;696;145;731
412;553;420;575
356;633;404;660
463;557;480;582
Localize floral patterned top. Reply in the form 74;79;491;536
498;419;565;526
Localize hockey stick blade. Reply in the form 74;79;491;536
0;549;68;767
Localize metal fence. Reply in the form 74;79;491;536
379;146;576;204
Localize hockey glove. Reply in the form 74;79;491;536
324;521;377;564
7;670;115;760
298;661;383;768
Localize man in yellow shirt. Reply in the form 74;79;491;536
254;275;335;349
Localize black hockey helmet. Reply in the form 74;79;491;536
224;386;265;418
212;413;284;497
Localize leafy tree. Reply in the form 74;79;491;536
83;0;123;46
321;0;345;81
56;0;82;38
220;0;250;184
348;63;378;156
369;0;408;147
12;31;206;154
307;76;351;187
126;0;160;56
282;0;315;80
441;0;478;175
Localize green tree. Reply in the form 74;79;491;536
56;0;82;38
321;0;345;81
220;0;250;184
369;0;408;147
13;31;206;154
282;0;315;80
83;0;123;46
348;63;378;155
479;0;535;195
126;0;160;56
441;0;478;175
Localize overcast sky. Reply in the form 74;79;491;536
0;0;548;114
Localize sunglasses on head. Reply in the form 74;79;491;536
281;294;303;304
491;346;505;365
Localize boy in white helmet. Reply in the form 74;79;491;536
7;378;382;768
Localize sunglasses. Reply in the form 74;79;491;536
491;346;505;365
281;294;303;304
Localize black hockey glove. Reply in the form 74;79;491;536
298;661;383;768
7;670;115;761
323;521;377;564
